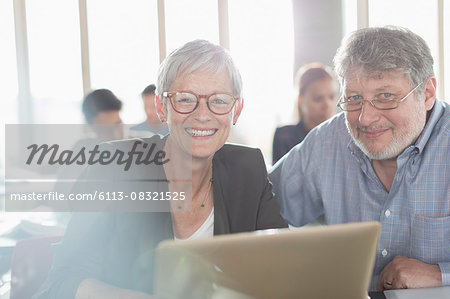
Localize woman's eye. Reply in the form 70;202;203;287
211;98;226;105
176;97;195;103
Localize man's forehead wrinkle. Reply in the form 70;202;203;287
343;66;408;91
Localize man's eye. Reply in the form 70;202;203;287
345;95;362;102
379;93;394;99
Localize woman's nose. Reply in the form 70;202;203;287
192;98;212;121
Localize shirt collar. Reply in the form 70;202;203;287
413;99;444;153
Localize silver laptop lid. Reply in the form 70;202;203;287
155;221;380;299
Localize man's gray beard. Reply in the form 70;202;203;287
348;130;408;160
345;106;426;160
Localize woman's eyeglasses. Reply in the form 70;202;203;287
163;92;237;115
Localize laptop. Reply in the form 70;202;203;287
155;221;380;299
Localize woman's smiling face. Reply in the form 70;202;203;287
157;70;242;160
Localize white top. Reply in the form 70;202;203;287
174;207;214;241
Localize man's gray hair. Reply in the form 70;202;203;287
333;26;434;93
156;39;243;99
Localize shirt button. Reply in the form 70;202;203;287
382;249;388;257
385;209;391;217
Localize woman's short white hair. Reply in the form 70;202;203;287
156;39;243;99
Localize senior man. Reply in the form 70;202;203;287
269;26;449;291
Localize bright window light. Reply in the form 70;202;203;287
368;0;441;99
229;0;294;162
0;0;18;173
342;0;357;36
0;0;18;124
165;0;219;54
26;0;84;123
87;0;160;125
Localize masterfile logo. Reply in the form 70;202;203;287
4;124;192;213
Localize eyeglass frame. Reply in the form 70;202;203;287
162;91;238;115
336;80;424;112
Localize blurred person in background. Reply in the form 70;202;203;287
26;89;124;176
129;84;169;137
82;88;123;141
272;63;337;164
51;89;124;202
82;88;122;125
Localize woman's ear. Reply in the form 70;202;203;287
233;98;244;124
156;95;167;122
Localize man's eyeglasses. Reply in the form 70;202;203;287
163;92;237;115
337;81;424;112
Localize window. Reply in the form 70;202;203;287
87;0;160;124
368;0;442;99
342;0;448;103
26;0;84;123
342;0;358;36
165;0;219;53
229;0;294;159
0;0;19;176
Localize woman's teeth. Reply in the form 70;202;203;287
186;128;216;137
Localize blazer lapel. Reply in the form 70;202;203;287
212;158;231;235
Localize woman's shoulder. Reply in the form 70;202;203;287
102;134;166;150
214;143;266;173
215;143;262;159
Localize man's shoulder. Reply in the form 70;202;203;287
302;113;350;146
426;101;450;143
279;113;352;170
441;101;450;132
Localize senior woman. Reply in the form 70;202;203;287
33;40;286;299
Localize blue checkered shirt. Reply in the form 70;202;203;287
269;100;450;291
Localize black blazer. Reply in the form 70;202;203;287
272;121;309;165
34;136;287;298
